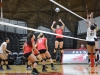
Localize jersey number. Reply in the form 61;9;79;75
90;32;94;36
38;40;42;43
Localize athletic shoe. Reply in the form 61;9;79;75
6;66;12;70
31;72;39;75
42;69;47;72
27;67;32;70
0;67;4;71
31;70;39;75
35;69;39;74
51;67;57;71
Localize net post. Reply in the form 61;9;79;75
91;52;94;67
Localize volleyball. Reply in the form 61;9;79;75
55;7;60;12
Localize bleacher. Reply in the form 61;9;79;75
0;30;75;64
0;31;27;53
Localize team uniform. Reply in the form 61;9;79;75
37;36;57;70
23;39;34;58
55;28;63;42
0;42;11;70
88;22;98;41
37;37;47;54
86;27;97;66
86;27;95;45
0;42;7;54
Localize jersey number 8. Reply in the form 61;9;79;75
38;40;42;43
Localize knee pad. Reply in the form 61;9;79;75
88;53;91;55
2;59;6;62
5;59;8;61
55;48;58;50
41;60;43;62
32;61;38;64
95;49;98;52
93;53;95;55
48;57;52;59
60;48;63;50
0;59;2;62
35;61;38;64
0;59;3;62
44;59;46;61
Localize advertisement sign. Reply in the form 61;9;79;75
62;50;88;63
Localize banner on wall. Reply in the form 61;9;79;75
62;50;88;63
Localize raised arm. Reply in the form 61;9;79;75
51;21;56;32
90;12;94;24
86;14;90;28
90;12;98;31
59;19;65;30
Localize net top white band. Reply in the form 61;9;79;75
0;22;86;41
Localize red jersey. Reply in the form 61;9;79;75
23;39;34;54
37;37;47;50
55;28;63;38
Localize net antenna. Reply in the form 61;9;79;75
0;0;3;21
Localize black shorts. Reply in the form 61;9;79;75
24;52;32;58
39;49;46;54
56;38;63;42
96;59;99;62
87;41;95;46
94;38;98;41
35;54;39;56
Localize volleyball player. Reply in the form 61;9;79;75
35;42;48;69
26;36;47;72
33;48;47;72
23;33;39;74
36;33;57;70
0;38;12;70
90;12;98;50
90;12;99;66
86;13;97;67
51;19;65;59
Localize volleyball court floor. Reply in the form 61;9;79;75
0;63;100;75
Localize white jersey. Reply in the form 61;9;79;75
93;29;97;38
0;42;7;53
88;21;97;38
86;27;95;41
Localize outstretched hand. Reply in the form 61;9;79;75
59;19;62;22
90;12;93;18
53;21;56;24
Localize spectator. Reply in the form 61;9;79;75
79;44;86;49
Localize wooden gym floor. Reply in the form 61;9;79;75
0;63;100;75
